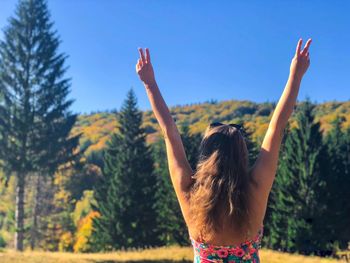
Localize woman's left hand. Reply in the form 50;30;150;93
136;48;156;86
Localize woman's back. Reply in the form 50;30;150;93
187;181;265;262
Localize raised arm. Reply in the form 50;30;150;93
135;48;193;223
249;39;312;219
265;38;312;135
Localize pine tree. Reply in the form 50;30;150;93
0;0;80;250
180;124;201;170
92;89;158;250
244;124;259;168
91;133;122;250
177;124;201;243
261;108;289;250
152;123;201;246
152;137;182;245
267;99;324;254
317;116;350;253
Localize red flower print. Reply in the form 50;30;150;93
234;247;245;257
206;247;216;253
217;249;229;257
249;247;257;254
228;247;239;255
199;249;212;257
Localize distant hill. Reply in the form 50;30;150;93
72;99;350;156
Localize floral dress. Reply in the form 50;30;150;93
190;226;264;263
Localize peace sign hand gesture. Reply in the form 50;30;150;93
290;38;312;79
136;48;156;87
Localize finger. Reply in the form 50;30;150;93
301;39;312;55
138;48;142;59
138;48;146;64
295;38;302;56
145;48;151;63
136;59;141;69
137;57;143;68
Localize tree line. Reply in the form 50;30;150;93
0;0;349;257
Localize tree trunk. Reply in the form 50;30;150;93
30;174;40;250
15;172;25;251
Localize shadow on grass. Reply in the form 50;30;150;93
89;260;192;263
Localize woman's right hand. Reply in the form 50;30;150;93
290;38;312;79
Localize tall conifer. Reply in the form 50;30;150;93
267;99;323;254
317;116;350;253
152;123;201;245
0;0;80;250
92;89;158;250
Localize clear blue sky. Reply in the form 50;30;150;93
0;0;349;114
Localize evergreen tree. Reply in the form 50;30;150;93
261;109;291;250
317;116;350;253
243;124;259;168
152;123;201;246
0;0;80;250
267;99;324;254
177;123;201;243
152;137;183;245
91;133;122;250
92;89;158;250
180;124;201;170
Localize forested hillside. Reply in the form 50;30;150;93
73;99;350;155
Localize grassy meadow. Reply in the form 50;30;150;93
0;246;346;263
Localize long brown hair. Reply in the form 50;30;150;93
189;123;256;241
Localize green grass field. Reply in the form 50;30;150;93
0;246;345;263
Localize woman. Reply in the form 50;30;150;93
136;38;312;262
